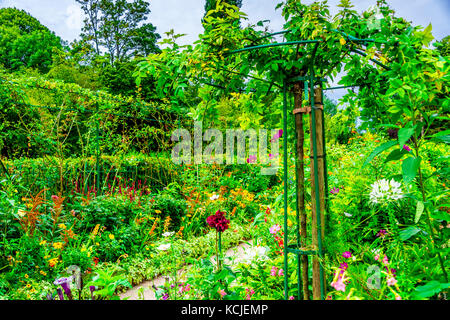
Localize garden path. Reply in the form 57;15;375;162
119;242;250;300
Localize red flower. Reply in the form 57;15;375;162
206;210;230;232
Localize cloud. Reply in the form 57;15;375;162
66;4;83;31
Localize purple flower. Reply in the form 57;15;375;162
53;277;73;300
89;286;96;300
56;288;64;300
339;262;349;271
330;187;340;195
376;229;387;237
271;129;283;142
162;293;169;300
402;145;412;152
342;251;352;259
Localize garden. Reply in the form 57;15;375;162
0;0;449;302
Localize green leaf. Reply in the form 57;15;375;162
402;156;421;184
413;281;449;299
398;126;415;147
363;141;397;167
399;226;421;241
415;201;424;224
384;149;407;163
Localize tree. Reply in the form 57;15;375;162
77;0;161;64
203;0;242;24
0;8;63;73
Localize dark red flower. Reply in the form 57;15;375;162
206;210;230;232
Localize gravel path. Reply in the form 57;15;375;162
119;242;250;300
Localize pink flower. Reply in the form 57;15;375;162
270;129;283;142
330;187;340;195
269;153;279;160
289;296;294;300
387;276;397;287
395;294;402;300
382;255;389;265
331;277;346;292
270;266;278;276
218;289;227;298
374;254;380;261
51;195;59;201
377;229;387;238
278;269;284;277
403;145;412;152
269;224;281;235
342;251;352;259
247;155;257;163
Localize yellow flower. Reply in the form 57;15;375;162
39;240;47;246
40;270;47;276
53;242;64;250
24;274;29;279
59;224;66;230
26;284;31;288
155;209;162;214
109;234;115;240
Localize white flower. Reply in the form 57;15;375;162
156;243;171;251
369;179;404;205
344;212;353;217
235;246;269;264
210;194;220;201
17;209;26;218
162;231;175;237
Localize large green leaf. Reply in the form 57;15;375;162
413;281;449;299
402;156;421;184
363;141;397;167
398;126;415;148
399;226;421;241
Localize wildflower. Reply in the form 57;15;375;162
162;293;169;300
344;212;352;217
269;224;281;235
374;254;380;261
330;187;340;195
218;289;227;298
395;294;402;300
278;269;284;276
155;209;162;214
331;276;346;292
382;255;389;265
339;262;348;271
58;224;66;230
89;286;96;300
210;194;220;201
53;242;64;250
56;288;64;300
369;179;404;205
289;296;294;300
342;251;352;259
40;270;47;276
24;274;29;279
376;229;387;238
48;258;59;267
402;145;412;152
39;240;46;246
157;244;171;251
108;234;115;240
270;266;278;276
387;276;397;287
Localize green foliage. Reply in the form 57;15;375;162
0;8;63;73
77;0;161;64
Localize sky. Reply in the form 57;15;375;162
0;0;448;100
